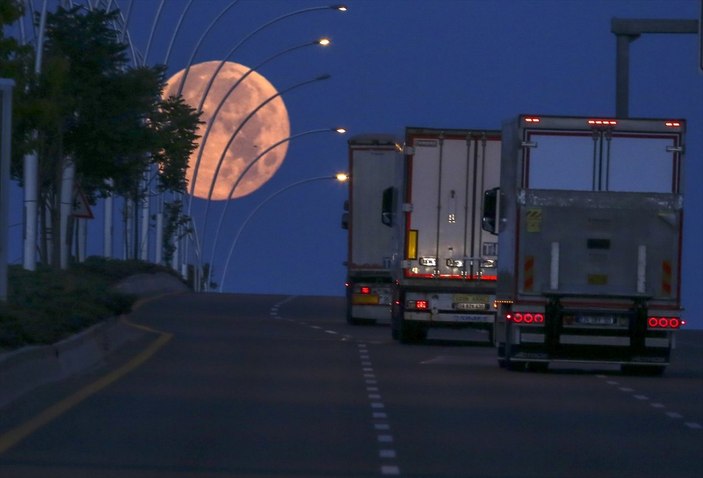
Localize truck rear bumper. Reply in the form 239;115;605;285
501;328;673;365
351;304;391;322
405;311;494;325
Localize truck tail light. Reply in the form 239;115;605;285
588;119;617;126
665;121;681;127
407;300;429;310
360;286;371;295
507;312;544;324
524;117;540;123
647;316;685;329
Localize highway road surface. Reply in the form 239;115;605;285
0;293;701;477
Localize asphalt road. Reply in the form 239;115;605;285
0;293;701;477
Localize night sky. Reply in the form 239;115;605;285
7;0;703;327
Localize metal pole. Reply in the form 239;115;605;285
615;34;634;118
103;179;113;258
0;79;15;301
611;18;699;118
23;0;48;271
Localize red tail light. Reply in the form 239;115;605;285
507;312;544;324
647;316;684;329
360;286;371;295
416;300;429;310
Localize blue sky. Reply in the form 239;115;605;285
7;0;703;326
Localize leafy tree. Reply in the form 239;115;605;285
7;5;200;266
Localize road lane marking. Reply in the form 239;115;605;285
381;465;401;475
597;375;700;432
0;319;172;455
356;344;401;476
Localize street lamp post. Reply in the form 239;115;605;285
0;79;15;301
218;173;349;293
205;127;347;289
197;73;332;268
178;4;347;281
186;37;331;210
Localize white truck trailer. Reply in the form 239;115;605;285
343;134;403;324
391;127;501;343
484;114;685;374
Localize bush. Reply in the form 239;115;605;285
0;259;179;350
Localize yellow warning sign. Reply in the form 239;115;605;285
526;208;542;233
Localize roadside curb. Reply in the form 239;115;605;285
0;279;188;410
0;316;144;409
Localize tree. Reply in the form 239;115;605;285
8;6;200;267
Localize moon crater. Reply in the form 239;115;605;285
163;61;290;200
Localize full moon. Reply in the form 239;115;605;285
163;61;290;200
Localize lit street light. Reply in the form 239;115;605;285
218;173;349;293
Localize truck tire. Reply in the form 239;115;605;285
398;319;427;344
621;364;666;376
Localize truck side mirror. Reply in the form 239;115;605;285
482;187;501;234
381;186;395;227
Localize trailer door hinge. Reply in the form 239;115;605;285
402;203;413;212
521;141;538;148
666;146;683;153
403;145;415;155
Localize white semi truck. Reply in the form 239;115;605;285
343;134;403;324
391;127;501;343
484;114;685;374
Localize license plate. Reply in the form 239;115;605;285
576;315;615;326
454;302;488;311
352;294;380;305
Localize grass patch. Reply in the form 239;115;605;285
0;257;185;351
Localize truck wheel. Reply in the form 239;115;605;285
621;364;666;376
527;362;549;373
504;359;526;372
399;320;425;344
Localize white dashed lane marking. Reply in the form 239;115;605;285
358;343;401;476
268;305;402;475
598;375;701;431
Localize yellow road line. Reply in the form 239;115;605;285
0;315;174;454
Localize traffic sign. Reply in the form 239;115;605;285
72;184;94;219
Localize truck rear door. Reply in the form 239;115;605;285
404;129;500;280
